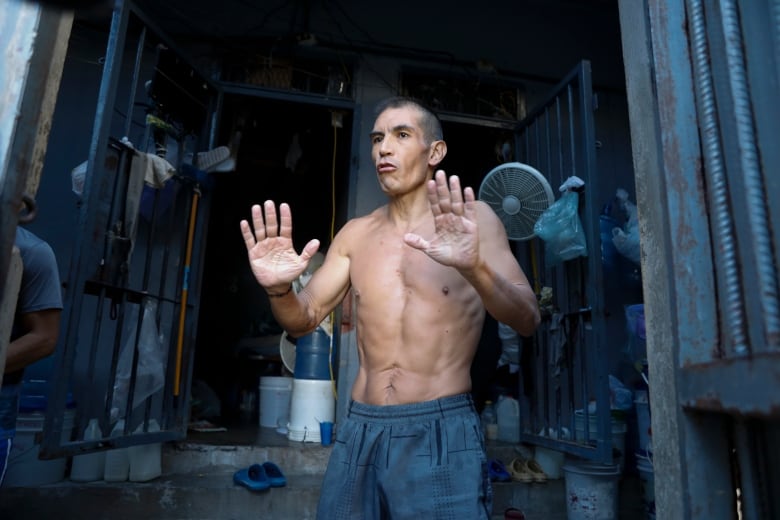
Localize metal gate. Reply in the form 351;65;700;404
513;60;619;466
40;1;220;458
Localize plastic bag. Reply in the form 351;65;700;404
533;190;588;266
611;188;641;265
71;160;87;196
497;321;521;367
111;297;167;421
609;375;634;411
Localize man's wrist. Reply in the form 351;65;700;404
267;284;293;298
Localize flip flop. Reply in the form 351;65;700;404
233;464;270;491
509;458;534;483
262;461;287;487
488;459;512;482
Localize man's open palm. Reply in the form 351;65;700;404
403;171;480;270
240;201;320;289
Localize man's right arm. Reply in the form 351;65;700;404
268;230;352;338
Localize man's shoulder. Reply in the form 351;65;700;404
342;207;386;233
15;227;56;264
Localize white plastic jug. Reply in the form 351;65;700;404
70;418;105;482
128;419;162;482
103;420;130;482
496;395;521;443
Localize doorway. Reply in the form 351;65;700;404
190;95;352;442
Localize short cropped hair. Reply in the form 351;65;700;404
373;96;443;143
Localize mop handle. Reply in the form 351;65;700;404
174;187;200;397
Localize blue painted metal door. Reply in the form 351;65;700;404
619;0;779;518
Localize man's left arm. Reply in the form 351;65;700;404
460;202;540;337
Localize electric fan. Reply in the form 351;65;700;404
478;162;554;241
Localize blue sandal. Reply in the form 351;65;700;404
233;464;270;491
262;461;287;487
488;459;512;482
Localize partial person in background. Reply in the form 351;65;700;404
0;226;62;486
241;96;540;518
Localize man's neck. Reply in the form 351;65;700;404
386;187;432;230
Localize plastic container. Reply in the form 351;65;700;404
259;376;293;428
496;395;520;443
535;447;565;479
481;400;498;440
70;418;105;482
104;420;130;482
563;461;621;519
3;409;75;487
574;410;628;471
634;390;652;453
636;452;656;519
287;379;335;443
128;419;162;482
293;328;332;380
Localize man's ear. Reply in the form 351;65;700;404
428;140;447;167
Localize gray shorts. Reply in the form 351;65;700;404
316;393;492;519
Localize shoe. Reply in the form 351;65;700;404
209;131;242;173
488;459;511;482
233;464;270;491
504;507;526;520
526;458;548;483
262;461;287;487
195;145;230;171
509;457;534;483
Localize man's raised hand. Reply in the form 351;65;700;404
240;201;320;291
403;170;480;270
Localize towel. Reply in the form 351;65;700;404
124;151;176;257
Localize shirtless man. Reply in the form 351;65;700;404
241;97;539;519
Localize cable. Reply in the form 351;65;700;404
328;121;338;399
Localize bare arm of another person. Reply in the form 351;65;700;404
240;200;352;337
4;309;61;374
403;170;540;336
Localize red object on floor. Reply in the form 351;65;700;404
504;507;526;519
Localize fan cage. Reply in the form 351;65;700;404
478;162;554;241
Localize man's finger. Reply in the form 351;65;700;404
449;175;464;216
403;232;430;252
435;170;452;213
264;200;279;237
426;179;442;216
251;204;266;242
463;187;477;222
240;220;256;252
278;203;293;238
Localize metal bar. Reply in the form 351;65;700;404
719;0;780;352
123;27;146;139
516;65;585;132
732;419;764;519
687;0;744;357
220;81;356;110
680;352;780;417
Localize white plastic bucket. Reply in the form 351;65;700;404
574;410;627;471
563;461;621;519
636;452;656;520
634;391;652;453
287;379;335;443
4;409;75;487
259;376;293;428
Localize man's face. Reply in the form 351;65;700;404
369;106;433;195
